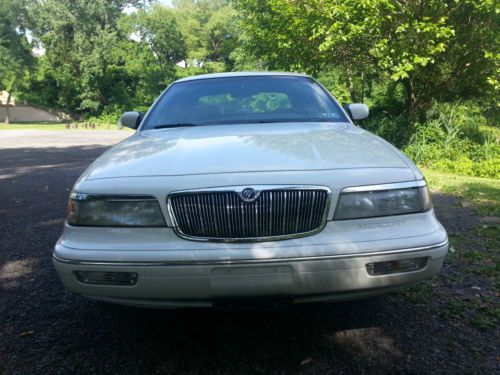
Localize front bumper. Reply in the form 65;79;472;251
53;240;448;308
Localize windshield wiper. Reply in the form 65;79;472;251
154;123;199;129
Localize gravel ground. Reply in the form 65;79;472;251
0;130;498;374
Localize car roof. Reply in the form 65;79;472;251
173;71;310;83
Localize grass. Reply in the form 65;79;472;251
452;225;499;279
425;169;499;281
401;169;499;330
442;295;500;330
400;281;436;305
424;169;500;216
0;122;133;131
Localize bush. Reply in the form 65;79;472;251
473;156;500;178
431;156;475;176
425;101;488;144
403;101;499;178
85;105;150;125
361;112;413;148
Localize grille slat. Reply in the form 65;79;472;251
169;187;329;241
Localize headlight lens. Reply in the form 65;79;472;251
67;193;166;227
334;182;432;220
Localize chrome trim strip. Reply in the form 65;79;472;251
70;192;157;202
166;185;332;243
341;180;426;193
168;184;332;195
53;240;448;267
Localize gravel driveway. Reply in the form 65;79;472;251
0;130;497;374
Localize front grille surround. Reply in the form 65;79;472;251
167;185;331;242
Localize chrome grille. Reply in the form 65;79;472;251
168;186;330;241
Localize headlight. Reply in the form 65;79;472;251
334;181;432;220
67;193;166;227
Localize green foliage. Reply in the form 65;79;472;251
173;0;238;70
133;5;187;74
0;0;34;123
15;0;239;116
317;70;352;104
403;102;499;178
20;0;146;115
86;106;123;125
0;0;33;77
234;0;499;117
87;104;150;124
360;112;412;148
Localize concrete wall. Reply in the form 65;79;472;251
0;105;63;122
0;90;17;105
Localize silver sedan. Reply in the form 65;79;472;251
53;72;448;308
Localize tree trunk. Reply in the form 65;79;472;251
402;78;417;119
4;92;11;125
347;73;358;103
360;72;365;103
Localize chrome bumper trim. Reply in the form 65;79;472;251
53;240;448;267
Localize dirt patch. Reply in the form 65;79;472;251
432;192;480;234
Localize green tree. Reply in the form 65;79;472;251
234;0;497;117
25;0;145;115
132;4;187;78
174;0;238;71
437;1;498;103
0;0;33;124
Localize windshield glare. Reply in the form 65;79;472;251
141;76;347;129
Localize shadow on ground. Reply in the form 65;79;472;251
0;144;497;375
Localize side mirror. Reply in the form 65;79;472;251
119;111;143;129
343;103;369;121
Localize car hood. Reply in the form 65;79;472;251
85;122;410;180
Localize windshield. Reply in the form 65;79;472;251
141;76;347;129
